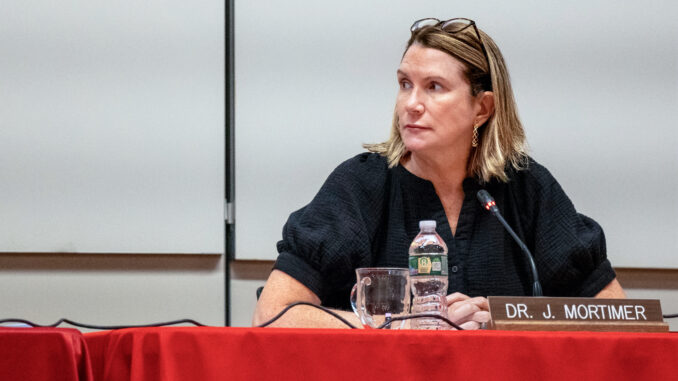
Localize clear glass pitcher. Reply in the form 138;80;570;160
350;267;410;329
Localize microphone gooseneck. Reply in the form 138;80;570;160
476;190;543;297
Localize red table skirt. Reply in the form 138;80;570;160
84;327;678;381
0;327;93;381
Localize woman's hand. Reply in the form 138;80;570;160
446;292;491;330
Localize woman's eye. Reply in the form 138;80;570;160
399;80;412;90
429;82;443;91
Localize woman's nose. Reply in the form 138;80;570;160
405;89;425;114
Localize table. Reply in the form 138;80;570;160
84;327;678;381
0;327;93;381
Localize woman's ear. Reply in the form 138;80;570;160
475;91;495;125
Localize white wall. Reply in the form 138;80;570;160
0;254;225;329
0;0;225;330
0;0;224;254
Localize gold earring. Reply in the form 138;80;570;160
471;125;479;148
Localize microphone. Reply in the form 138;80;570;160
477;190;543;297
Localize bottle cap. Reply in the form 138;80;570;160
419;220;436;230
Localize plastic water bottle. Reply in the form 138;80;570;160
408;220;449;329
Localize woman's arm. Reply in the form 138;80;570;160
252;270;362;328
594;277;626;298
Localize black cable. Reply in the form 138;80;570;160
0;318;205;330
257;301;467;330
378;313;464;330
256;301;358;329
2;304;469;331
5;310;673;331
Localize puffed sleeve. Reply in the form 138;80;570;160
517;162;616;297
273;153;388;308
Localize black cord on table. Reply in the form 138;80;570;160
377;313;464;330
5;308;672;331
256;301;464;330
0;318;205;330
256;301;358;328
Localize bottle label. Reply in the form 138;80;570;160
409;255;448;276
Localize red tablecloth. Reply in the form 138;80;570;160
0;327;93;381
84;327;678;381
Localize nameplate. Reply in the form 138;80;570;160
487;296;668;332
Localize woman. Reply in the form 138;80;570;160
253;18;625;329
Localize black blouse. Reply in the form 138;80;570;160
274;152;616;310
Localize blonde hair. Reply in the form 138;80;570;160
364;22;528;183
